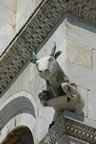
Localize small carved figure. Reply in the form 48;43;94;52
31;42;84;112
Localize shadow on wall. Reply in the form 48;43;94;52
67;14;96;33
0;96;36;130
2;126;34;144
52;101;85;124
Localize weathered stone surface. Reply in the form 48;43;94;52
1;0;96;97
0;0;42;56
67;40;93;69
38;107;55;141
39;81;87;116
88;90;96;120
65;17;96;51
1;1;96;143
76;86;88;116
0;1;16;55
0;91;38;143
93;50;96;69
66;60;96;90
16;0;42;32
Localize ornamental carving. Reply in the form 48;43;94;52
0;0;96;96
31;44;84;112
39;111;96;144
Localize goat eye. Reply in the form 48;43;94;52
49;57;53;62
46;69;49;72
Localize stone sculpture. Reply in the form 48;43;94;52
31;42;84;112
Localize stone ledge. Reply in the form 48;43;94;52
1;0;96;97
56;134;88;144
39;111;96;144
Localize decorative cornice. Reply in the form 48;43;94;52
0;0;96;97
39;111;96;144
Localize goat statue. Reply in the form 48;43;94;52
31;42;84;113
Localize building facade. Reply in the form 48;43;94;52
0;0;96;143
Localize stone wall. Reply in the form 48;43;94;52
38;15;96;121
0;0;42;56
0;18;66;143
0;0;16;55
0;15;96;143
65;16;96;120
37;16;96;142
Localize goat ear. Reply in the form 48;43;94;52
54;51;62;59
31;51;38;64
50;41;56;57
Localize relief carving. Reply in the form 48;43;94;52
39;111;96;144
31;42;84;112
0;0;96;97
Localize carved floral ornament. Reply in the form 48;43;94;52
0;0;96;97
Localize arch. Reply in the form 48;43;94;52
0;91;38;143
0;96;36;130
2;126;34;144
0;91;37;129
